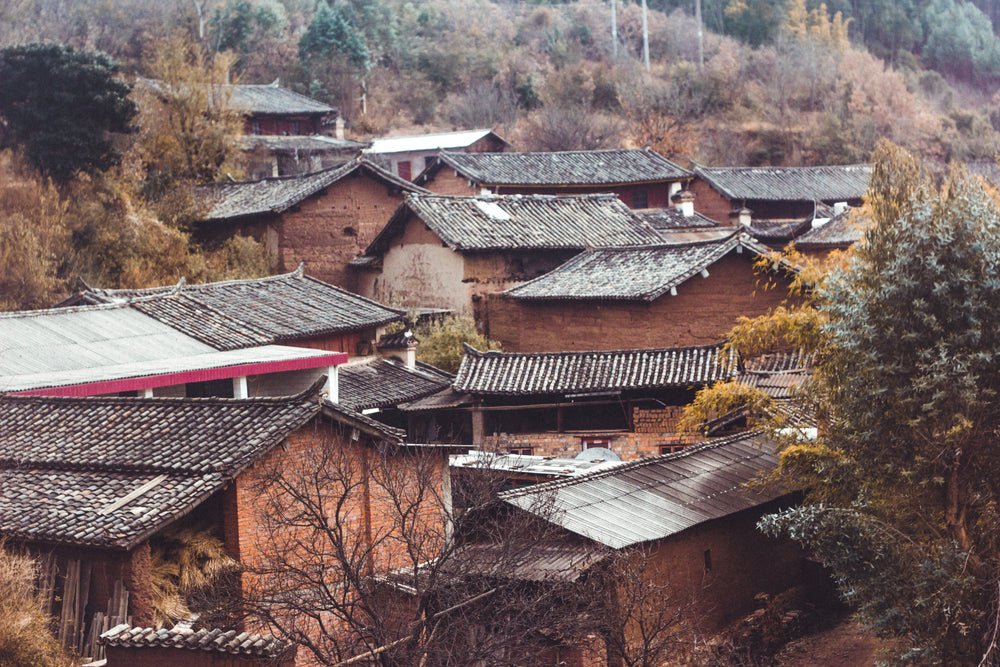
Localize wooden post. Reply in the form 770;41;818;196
472;405;484;447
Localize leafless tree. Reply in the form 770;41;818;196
238;425;600;666
519;105;625;152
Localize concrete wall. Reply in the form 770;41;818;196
486;254;799;352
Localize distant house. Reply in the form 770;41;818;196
690;164;870;231
0;386;450;663
222;81;337;137
402;342;735;458
192;158;426;289
60;267;405;358
239;134;369;179
488;229;798;352
414;148;692;209
499;431;813;635
353;193;663;320
0;303;344;398
364;129;509;181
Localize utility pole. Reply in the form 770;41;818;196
641;0;650;72
695;0;704;71
611;0;618;61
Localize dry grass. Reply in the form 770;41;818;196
0;543;71;667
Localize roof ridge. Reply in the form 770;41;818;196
460;341;728;360
500;429;768;499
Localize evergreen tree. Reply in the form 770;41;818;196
299;1;370;71
0;43;136;182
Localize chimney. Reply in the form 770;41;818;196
671;189;695;217
335;117;345;141
377;330;419;369
728;206;752;227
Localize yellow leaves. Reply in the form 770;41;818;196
676;381;775;434
784;0;851;49
724;304;826;359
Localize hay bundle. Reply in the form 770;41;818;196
150;524;239;629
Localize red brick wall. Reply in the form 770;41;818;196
244;115;321;136
494;183;675;209
486;254;799;352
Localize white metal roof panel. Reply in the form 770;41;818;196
366;129;496;154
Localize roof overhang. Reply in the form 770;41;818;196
8;346;347;397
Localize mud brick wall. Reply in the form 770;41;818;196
486;254;800;353
482;429;699;461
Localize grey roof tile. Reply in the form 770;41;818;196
338;358;453;411
695;164;870;202
101;624;293;658
429;148;692;186
794;209;868;247
501;430;785;548
504;231;775;301
75;268;405;349
366;193;663;255
197;157;425;221
453;343;735;396
634;207;717;231
0;390;321;549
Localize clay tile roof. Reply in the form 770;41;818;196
101;624;294;658
501;429;786;549
366;193;662;255
223;83;336;115
695;164;870;202
634;207;717;231
197;158;425;222
75;267;405;349
0;389;321;549
433;148;692;186
504;231;776;301
338;358;453;411
452;343;735;396
794;209;869;248
747;218;813;242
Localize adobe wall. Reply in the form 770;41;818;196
365;216;469;314
486;254;799;353
277;174;408;289
482;430;698;461
689;178;735;223
421;168;479;196
493;183;677;209
641;498;808;632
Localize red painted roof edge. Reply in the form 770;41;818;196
14;352;347;397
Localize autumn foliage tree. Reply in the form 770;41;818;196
685;141;1000;665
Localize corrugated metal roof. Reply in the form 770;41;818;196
366;129;505;154
431;148;691;185
452;450;623;478
504;231;775;301
0;305;214;378
453;343;735;396
2;344;336;393
695;164;870;202
501;430;784;549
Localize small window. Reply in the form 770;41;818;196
659;444;686;456
251;120;262;135
343;226;358;237
704;549;712;572
632;190;648;208
508;447;533;456
581;437;612;450
397;160;412;180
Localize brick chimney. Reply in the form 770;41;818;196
671;189;696;217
